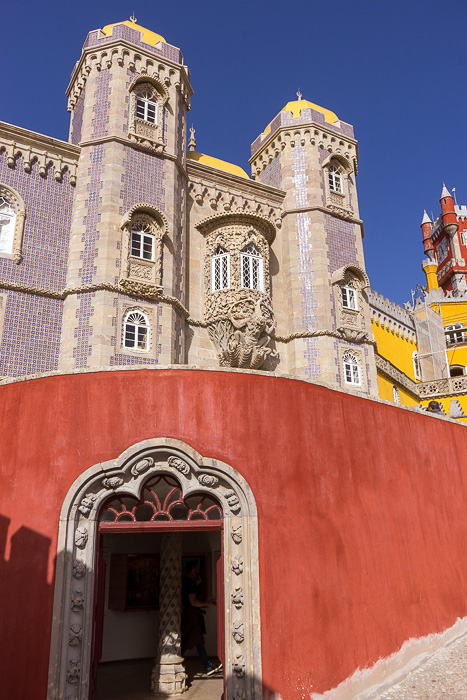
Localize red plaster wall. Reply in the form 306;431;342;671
1;369;467;699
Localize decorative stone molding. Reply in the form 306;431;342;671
0;121;79;185
375;354;419;397
0;183;26;263
332;265;371;336
47;438;262;700
120;203;167;293
128;78;167;153
418;374;467;399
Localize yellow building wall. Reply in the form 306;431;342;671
376;374;418;407
372;317;418;380
436;301;467;370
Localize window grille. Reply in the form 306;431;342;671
445;324;467;346
240;243;263;291
343;352;361;385
136;90;158;124
130;223;154;260
124;311;149;351
328;166;343;193
0;197;16;255
212;247;230;291
341;286;357;310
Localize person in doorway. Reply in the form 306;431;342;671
181;562;222;676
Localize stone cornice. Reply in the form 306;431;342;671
0;121;79;184
375;353;419;397
282;205;363;228
369;289;416;333
249;122;359;178
67;40;192;112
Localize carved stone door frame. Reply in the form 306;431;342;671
47;438;262;700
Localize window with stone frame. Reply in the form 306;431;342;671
123;310;150;352
240;243;264;291
0;184;26;263
341;285;358;311
212;247;230;291
343;351;361;385
135;89;158;125
128;78;167;151
130;222;155;261
328;165;343;193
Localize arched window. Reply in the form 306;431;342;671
135;89;158;125
341;285;357;310
445;323;467;346
212;247;230;291
328;165;343;193
240;243;263;291
130;222;154;260
124;311;149;351
0;196;16;255
413;351;421;381
343;352;360;385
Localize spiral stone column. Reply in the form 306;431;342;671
151;533;187;695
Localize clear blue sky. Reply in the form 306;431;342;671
2;0;466;305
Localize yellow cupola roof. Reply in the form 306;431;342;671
187;152;250;179
102;20;166;45
263;99;339;134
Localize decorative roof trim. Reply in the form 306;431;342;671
195;211;276;244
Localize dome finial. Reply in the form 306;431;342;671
129;12;137;23
296;89;302;100
188;126;197;152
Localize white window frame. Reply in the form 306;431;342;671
135;90;158;125
341;285;358;310
328;165;343;194
0;196;17;255
212;247;230;291
123;311;150;352
445;323;467;346
343;352;361;386
240;244;264;291
130;223;155;261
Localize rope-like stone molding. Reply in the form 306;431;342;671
273;328;377;346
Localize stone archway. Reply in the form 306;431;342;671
47;439;262;700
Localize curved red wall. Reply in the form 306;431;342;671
1;369;467;699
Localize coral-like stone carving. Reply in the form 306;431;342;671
232;587;244;609
66;660;80;684
71;590;84;612
130;457;154;477
167;456;191;475
225;489;241;514
72;561;86;579
198;474;219;488
68;624;82;646
231;555;243;576
74;526;88;549
231;525;242;544
208;296;277;370
102;476;124;490
232;621;245;644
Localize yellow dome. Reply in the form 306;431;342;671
102;20;166;45
263;99;339;134
187;152;250;179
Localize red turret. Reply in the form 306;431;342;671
440;183;458;237
420;210;434;260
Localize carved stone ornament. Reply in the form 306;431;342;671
119;278;162;299
167;456;191;475
130;457;154;477
232;587;244;609
231;555;243;576
225;489;241;514
232;621;245;644
231;525;242;544
208;295;278;370
68;624;82;646
233;654;245;678
198;474;219;488
72;561;86;579
337;326;369;343
236;689;246;700
71;590;84;612
102;476;124;490
74;526;88;549
66;660;80;684
78;495;96;517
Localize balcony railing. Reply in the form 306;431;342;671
418;375;467;398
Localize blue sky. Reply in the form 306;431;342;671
2;0;466;305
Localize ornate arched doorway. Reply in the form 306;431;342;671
47;439;262;700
